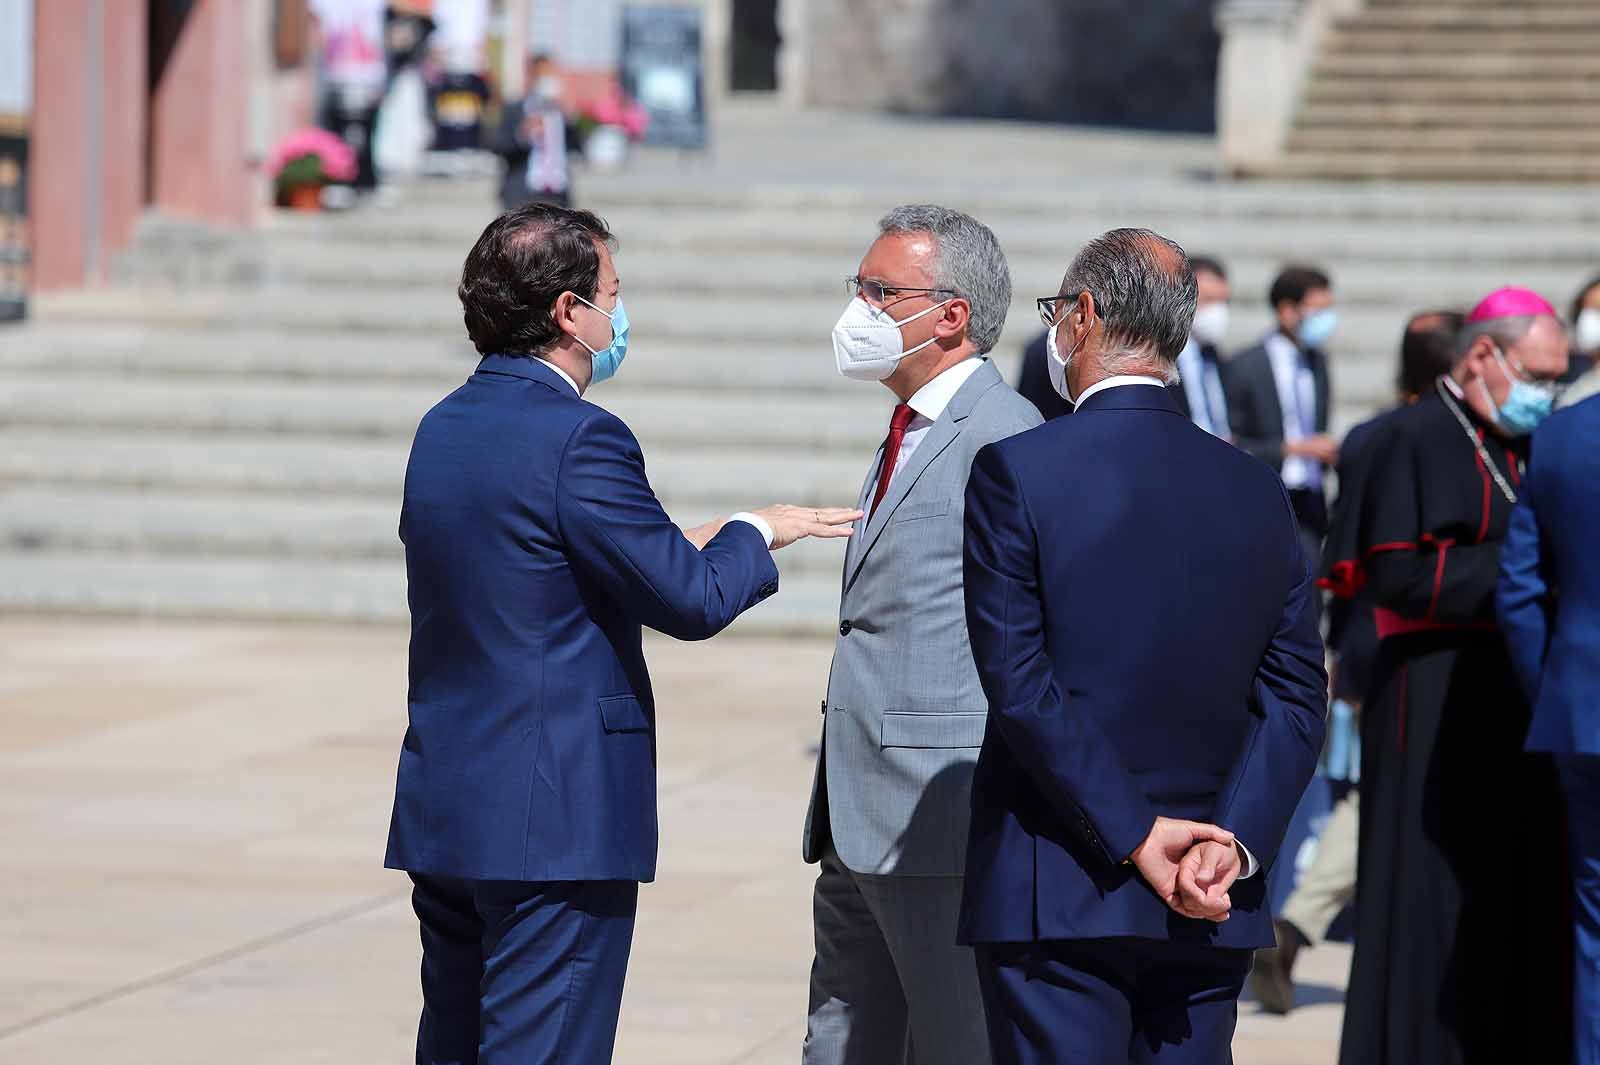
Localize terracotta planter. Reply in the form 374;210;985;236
285;184;324;211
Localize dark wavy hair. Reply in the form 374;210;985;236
458;203;615;357
1398;309;1464;398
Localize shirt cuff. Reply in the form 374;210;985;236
728;512;775;548
1236;839;1260;880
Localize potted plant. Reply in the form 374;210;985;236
267;129;359;210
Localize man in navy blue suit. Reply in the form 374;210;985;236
384;203;861;1065
1498;392;1600;1065
959;228;1327;1064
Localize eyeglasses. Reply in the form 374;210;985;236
1037;291;1085;328
847;276;954;305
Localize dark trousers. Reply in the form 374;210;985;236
974;938;1251;1065
409;874;637;1065
1558;755;1600;1065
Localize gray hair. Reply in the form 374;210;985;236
1062;228;1196;382
1455;314;1538;361
878;204;1012;353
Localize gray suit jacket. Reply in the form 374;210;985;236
803;359;1042;876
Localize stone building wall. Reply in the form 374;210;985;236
786;0;1220;132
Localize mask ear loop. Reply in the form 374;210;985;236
893;297;955;359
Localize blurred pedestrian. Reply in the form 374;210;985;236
1561;274;1600;403
1336;288;1571;1065
802;205;1040;1065
962;229;1326;1064
1498;390;1600;1065
1252;309;1463;1014
496;54;574;210
1173;255;1233;438
430;45;491;154
310;0;389;196
385;203;861;1064
1226;265;1339;565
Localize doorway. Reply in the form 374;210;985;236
729;0;779;92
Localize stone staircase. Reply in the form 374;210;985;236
1282;0;1600;180
1;103;1597;631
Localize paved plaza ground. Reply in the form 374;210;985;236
0;619;1350;1063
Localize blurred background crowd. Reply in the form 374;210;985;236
1;1;1598;1063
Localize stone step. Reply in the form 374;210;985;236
1270;151;1600;182
160;223;1600;292
1296;101;1600;130
0;485;857;577
1287;126;1600;155
1313;52;1595;77
0;374;893;451
1304;75;1600;106
0;428;874;511
0;551;843;635
1346;7;1600;31
1329;27;1600;52
250;191;1600;250
261;164;1600;223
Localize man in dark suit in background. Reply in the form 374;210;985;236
385;203;860;1064
961;228;1327;1064
1498;392;1600;1065
1172;255;1233;438
1226;265;1339;562
495;53;574;211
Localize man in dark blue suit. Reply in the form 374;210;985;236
960;228;1327;1064
1498;393;1600;1065
384;203;861;1065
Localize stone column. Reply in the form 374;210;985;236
1215;0;1361;174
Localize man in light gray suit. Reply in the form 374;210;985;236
804;205;1042;1064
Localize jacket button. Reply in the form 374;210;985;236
839;620;853;636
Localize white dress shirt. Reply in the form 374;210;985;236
1059;372;1261;879
1175;338;1231;438
1263;332;1321;491
882;356;988;486
538;357;775;546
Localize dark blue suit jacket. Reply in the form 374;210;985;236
958;383;1327;950
385;355;779;883
1497;394;1600;757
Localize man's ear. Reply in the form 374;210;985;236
937;297;971;339
550;291;579;339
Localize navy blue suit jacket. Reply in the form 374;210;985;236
958;383;1327;950
385;355;779;883
1497;394;1600;757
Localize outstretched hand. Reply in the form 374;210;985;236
753;505;864;551
1129;817;1236;923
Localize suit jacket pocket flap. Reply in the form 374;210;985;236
890;499;951;524
881;711;987;748
599;695;650;733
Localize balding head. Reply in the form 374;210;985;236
1057;228;1196;373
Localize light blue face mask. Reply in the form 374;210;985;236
574;294;629;385
1486;346;1557;436
1296;307;1338;350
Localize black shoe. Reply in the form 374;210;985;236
1249;920;1304;1015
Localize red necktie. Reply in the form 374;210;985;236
870;404;917;519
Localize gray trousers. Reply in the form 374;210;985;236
802;845;990;1065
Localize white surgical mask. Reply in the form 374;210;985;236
832;296;950;382
1046;320;1088;404
1575;308;1600;355
1190;303;1230;348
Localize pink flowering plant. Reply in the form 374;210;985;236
576;90;650;142
267;128;358;197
